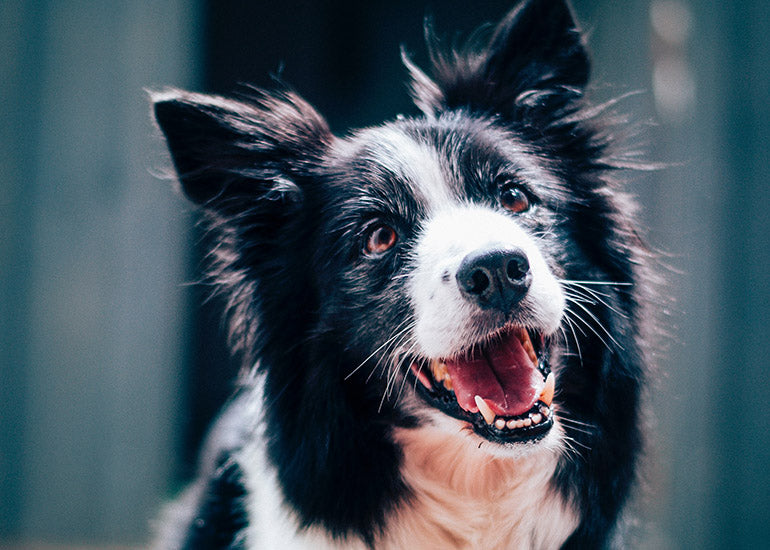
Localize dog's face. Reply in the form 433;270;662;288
314;118;568;449
154;0;611;455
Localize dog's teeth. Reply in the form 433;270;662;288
474;395;496;425
539;405;551;417
531;413;543;425
413;363;433;390
430;359;448;381
523;418;532;427
429;359;454;390
495;418;506;430
519;330;537;364
524;340;537;364
506;419;518;430
539;373;555;407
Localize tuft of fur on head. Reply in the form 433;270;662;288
403;0;588;119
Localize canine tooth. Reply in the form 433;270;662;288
495;418;507;430
539;373;555;407
474;396;496;425
520;331;537;364
430;359;448;381
506;419;518;430
525;344;537;364
442;377;453;391
531;413;543;425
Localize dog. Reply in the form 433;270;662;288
151;0;652;548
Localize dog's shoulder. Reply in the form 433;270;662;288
153;386;259;549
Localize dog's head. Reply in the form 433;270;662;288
154;0;632;456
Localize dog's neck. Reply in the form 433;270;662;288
384;425;580;550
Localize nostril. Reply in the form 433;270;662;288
506;254;530;282
456;247;531;311
469;269;491;295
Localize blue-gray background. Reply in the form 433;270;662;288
2;1;768;548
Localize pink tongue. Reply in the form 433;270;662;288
445;332;540;417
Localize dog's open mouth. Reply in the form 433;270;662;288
410;326;554;444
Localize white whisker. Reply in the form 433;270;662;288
345;318;414;380
561;308;584;361
562;281;629;319
565;308;612;351
558;279;632;287
568;298;624;351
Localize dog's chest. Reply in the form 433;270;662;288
382;427;579;550
239;418;578;549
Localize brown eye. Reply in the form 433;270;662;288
365;224;398;256
500;185;530;213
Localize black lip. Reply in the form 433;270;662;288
411;331;553;444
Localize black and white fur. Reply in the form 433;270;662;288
152;1;651;548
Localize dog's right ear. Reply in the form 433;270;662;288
151;89;332;210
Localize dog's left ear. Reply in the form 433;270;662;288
405;0;589;119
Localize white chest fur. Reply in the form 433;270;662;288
240;418;578;550
381;426;579;550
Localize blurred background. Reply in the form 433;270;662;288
1;0;768;548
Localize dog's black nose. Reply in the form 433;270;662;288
456;247;531;311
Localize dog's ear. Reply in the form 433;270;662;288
405;0;589;119
152;89;332;211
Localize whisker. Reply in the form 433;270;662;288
345;319;414;380
568;299;624;351
556;411;598;431
561;308;584;362
563;283;613;300
380;351;408;412
563;306;614;352
563;290;598;306
561;433;591;453
558;422;595;436
380;333;418;410
393;339;422;404
558;279;632;287
562;282;629;319
368;323;415;385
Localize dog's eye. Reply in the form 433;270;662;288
364;224;398;256
500;184;530;214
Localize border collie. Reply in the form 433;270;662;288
152;0;652;548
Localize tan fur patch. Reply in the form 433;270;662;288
381;425;579;549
